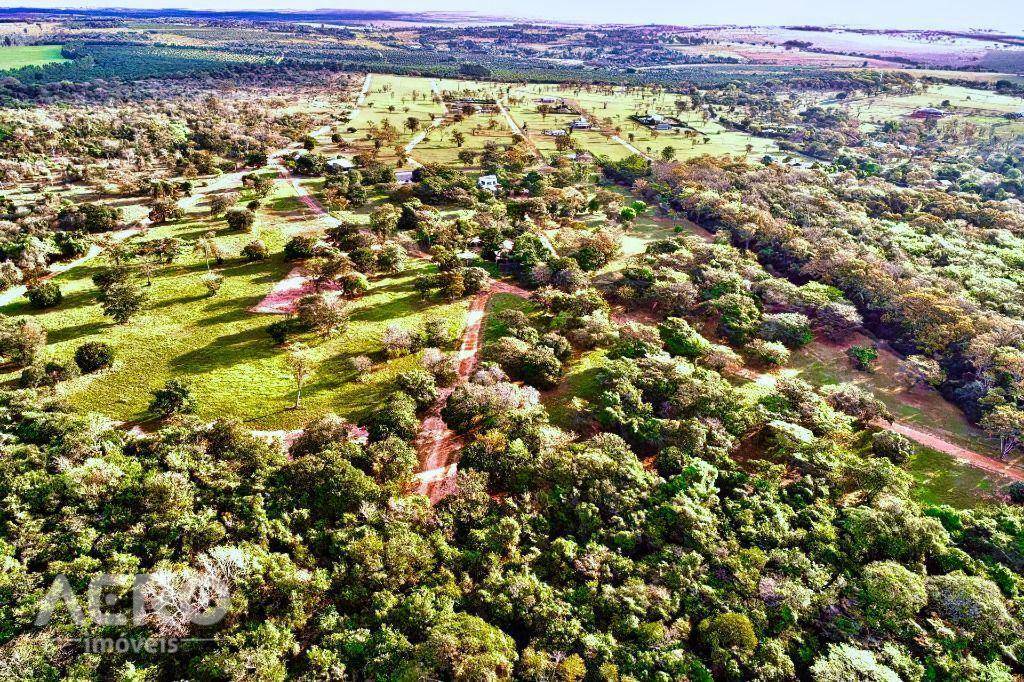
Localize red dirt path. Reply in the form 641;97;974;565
413;280;530;502
879;420;1024;482
251;158;536;502
727;365;1024;482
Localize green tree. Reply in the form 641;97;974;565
100;280;147;324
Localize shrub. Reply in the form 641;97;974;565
422;347;459;386
871;430;915;464
926;572;1014;646
296;294;349;336
92;265;130;292
395;369;439;409
540;332;572;362
284;235;319;260
267;319;302;345
857;561;927;631
747;339;790;366
74;341;114;373
289;413;352;458
241;240;269;261
0;317;47;366
26;282;62;309
848;345;878;371
101;281;147;324
1006;481;1024;504
488;336;563;389
201;272;223;297
382;324;414;359
339;272;370;298
149;378;197;418
360;392;418;442
758;312;814;348
698;612;758;655
420;317;455;347
659;317;710;358
224;207;256;232
20;360;79;388
347;355;373;381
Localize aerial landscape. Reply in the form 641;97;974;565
1;2;1024;679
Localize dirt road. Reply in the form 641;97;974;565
413;280;531;502
725;364;1024;482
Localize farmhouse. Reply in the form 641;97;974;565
444;95;500;113
543;129;568;137
477;174;500;192
632;113;685;130
910;107;948;120
569;117;592;130
326;157;355;171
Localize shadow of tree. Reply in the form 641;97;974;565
169;326;277;375
46;319;110;344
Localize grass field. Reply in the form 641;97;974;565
824;83;1024;137
482;292;537;345
543;348;608;428
317;74;795;169
506;82;793;162
0;44;69;70
1;173;466;430
788;332;997;458
908;445;1003;509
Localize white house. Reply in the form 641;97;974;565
327;157;355;171
395;170;414;184
569;117;591;130
477;174;499;192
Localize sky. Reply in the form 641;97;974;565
3;0;1023;31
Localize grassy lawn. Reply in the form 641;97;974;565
340;74;445;166
788;332;997;458
1;175;467;430
506;82;792;162
823;84;1024;137
543;348;608;428
414;114;512;166
908;445;1005;509
0;44;69;70
482;292;537;345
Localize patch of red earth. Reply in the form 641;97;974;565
250;268;343;315
250;168;339;315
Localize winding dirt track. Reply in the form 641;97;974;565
253;135;534;502
412;280;531;502
880;420;1024;482
725;364;1024;482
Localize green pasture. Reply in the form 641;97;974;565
1;173;466;430
0;44;69;70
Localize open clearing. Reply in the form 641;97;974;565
1;167;466;430
0;44;68;69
